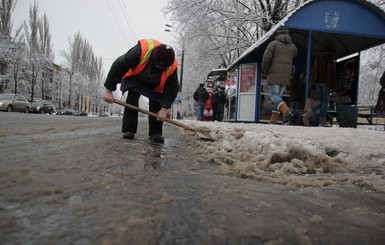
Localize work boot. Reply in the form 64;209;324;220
269;111;280;124
278;102;293;124
123;132;135;140
150;134;164;143
302;109;314;126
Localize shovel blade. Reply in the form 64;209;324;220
193;129;214;141
196;132;213;141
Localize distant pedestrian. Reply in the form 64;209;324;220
262;25;298;124
215;86;227;121
380;70;385;88
193;83;209;121
211;85;220;121
375;71;385;117
302;38;337;127
375;71;385;130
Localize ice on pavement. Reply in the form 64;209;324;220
180;121;385;192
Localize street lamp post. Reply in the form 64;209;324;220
179;49;184;93
164;24;184;93
165;24;185;119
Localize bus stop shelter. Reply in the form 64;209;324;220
227;0;385;123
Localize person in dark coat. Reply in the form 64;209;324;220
380;70;385;88
193;83;209;121
289;71;306;113
211;85;220;121
303;38;337;127
103;39;179;143
216;86;227;121
262;25;298;124
375;71;385;117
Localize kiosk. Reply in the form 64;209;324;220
227;0;385;124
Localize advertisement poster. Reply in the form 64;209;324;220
240;64;257;93
237;64;257;121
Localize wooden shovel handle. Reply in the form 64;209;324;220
112;99;196;133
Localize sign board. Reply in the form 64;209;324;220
237;63;257;121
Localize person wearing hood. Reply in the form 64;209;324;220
193;83;209;121
262;26;298;124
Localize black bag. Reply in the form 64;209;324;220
336;104;357;128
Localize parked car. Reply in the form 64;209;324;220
0;93;31;113
30;100;56;114
98;112;109;117
74;110;88;116
56;108;75;115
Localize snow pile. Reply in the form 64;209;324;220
181;121;385;192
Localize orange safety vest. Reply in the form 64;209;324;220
122;39;178;93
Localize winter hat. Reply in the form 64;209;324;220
151;44;175;68
276;26;289;35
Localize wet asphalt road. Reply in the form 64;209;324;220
0;112;384;245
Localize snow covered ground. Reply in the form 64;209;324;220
181;120;385;192
1;113;384;244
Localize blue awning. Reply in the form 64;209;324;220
228;0;385;70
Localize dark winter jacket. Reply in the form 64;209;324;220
212;90;227;105
193;86;209;103
104;42;179;109
310;39;337;90
262;34;297;86
310;51;337;90
375;72;385;116
375;87;385;116
211;90;218;104
380;71;385;88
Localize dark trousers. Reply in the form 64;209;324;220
212;103;218;121
216;103;224;121
122;91;163;137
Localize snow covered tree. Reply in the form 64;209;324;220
164;0;308;116
60;31;104;112
0;0;18;93
358;0;385;105
38;13;54;100
23;2;40;100
359;44;385;105
22;2;54;101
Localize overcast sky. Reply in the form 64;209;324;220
13;0;176;73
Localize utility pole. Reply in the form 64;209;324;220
165;24;185;119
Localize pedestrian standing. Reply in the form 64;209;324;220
302;38;337;127
375;71;385;117
103;39;179;143
211;85;221;121
215;87;227;121
193;83;209;121
262;25;298;124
